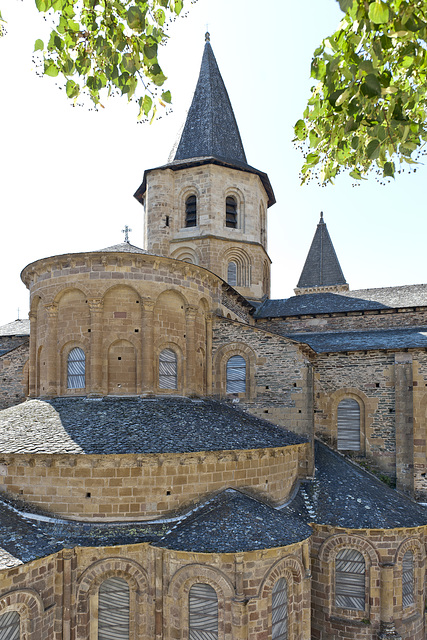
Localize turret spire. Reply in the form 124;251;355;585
169;34;247;164
294;213;349;295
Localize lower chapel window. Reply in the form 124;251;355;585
98;577;130;640
226;355;246;394
337;399;360;451
67;347;85;389
227;261;237;287
159;348;178;390
402;551;415;608
189;583;218;640
272;578;288;640
0;611;20;640
335;548;365;611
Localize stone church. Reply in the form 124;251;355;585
0;34;427;640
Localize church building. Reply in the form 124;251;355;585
0;34;427;640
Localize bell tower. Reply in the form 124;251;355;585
134;34;275;302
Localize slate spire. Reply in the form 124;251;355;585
295;213;349;295
169;33;247;164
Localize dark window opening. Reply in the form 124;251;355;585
226;196;237;228
185;195;197;227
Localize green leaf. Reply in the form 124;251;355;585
368;1;389;24
294;119;307;141
66;79;79;98
44;61;59;77
383;162;395;177
141;94;152;117
35;0;52;12
366;138;381;159
338;0;354;12
361;74;382;97
161;90;172;104
306;152;319;166
126;6;145;31
34;39;44;52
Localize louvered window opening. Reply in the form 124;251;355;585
98;577;130;640
189;583;218;640
226;355;246;393
225;197;237;228
227;262;237;287
272;578;288;640
0;611;20;640
402;551;415;608
185;195;197;227
159;348;178;389
337;399;360;451
67;347;85;389
335;548;365;611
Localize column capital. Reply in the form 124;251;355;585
88;298;104;312
185;304;198;319
44;303;58;317
141;298;155;312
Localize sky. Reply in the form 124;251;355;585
1;0;427;326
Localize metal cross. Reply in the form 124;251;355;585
122;225;132;243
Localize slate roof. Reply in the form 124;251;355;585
254;284;427;318
0;397;306;455
169;35;247;165
297;213;347;289
282;326;427;354
153;489;312;553
0;319;30;336
98;242;148;254
284;442;427;529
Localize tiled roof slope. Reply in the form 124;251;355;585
169;35;247;165
281;326;427;353
254;284;427;318
98;242;148;254
284;442;427;529
0;319;30;336
154;489;312;552
0;397;306;455
297;213;347;289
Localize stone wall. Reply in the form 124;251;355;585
0;536;311;640
0;444;308;520
0;341;29;410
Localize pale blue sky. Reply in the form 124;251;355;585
1;0;426;325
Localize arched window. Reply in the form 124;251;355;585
67;347;85;389
337;399;360;451
185;195;197;227
98;577;130;640
272;578;288;640
335;548;365;610
227;261;237;286
402;551;415;608
159;349;178;390
189;583;218;640
0;611;20;639
225;196;237;228
226;355;246;393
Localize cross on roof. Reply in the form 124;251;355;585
122;225;132;244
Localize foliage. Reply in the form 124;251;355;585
295;0;427;184
2;0;186;120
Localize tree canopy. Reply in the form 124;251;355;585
295;0;427;183
0;0;186;121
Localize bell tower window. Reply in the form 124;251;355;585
185;195;197;227
225;196;237;228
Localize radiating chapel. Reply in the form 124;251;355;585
1;34;427;640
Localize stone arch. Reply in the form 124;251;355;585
394;536;425;617
213;341;257;399
317;533;380;620
0;588;45;639
53;285;90;305
167;564;234;640
259;556;306;640
170;247;199;265
107;339;137;394
178;185;201;228
76;558;149;640
224;186;245;231
222;247;251;288
153;290;188;368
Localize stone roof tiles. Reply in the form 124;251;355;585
254;284;427;318
296;213;347;290
169;35;247;165
98;242;148;254
0;397;306;455
0;319;30;336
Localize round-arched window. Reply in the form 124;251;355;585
67;347;85;389
159;349;178;390
226;355;246;393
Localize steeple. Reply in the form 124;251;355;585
294;213;349;295
169;33;247;165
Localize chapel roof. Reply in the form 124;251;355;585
0;319;30;337
254;284;427;318
296;213;347;291
169;33;247;165
99;242;148;254
0;397;306;455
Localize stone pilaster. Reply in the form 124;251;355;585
88;298;104;396
141;299;155;393
205;313;213;395
302;363;315;475
62;548;75;640
378;563;402;640
185;306;198;395
44;303;58;397
395;354;414;496
28;311;37;397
